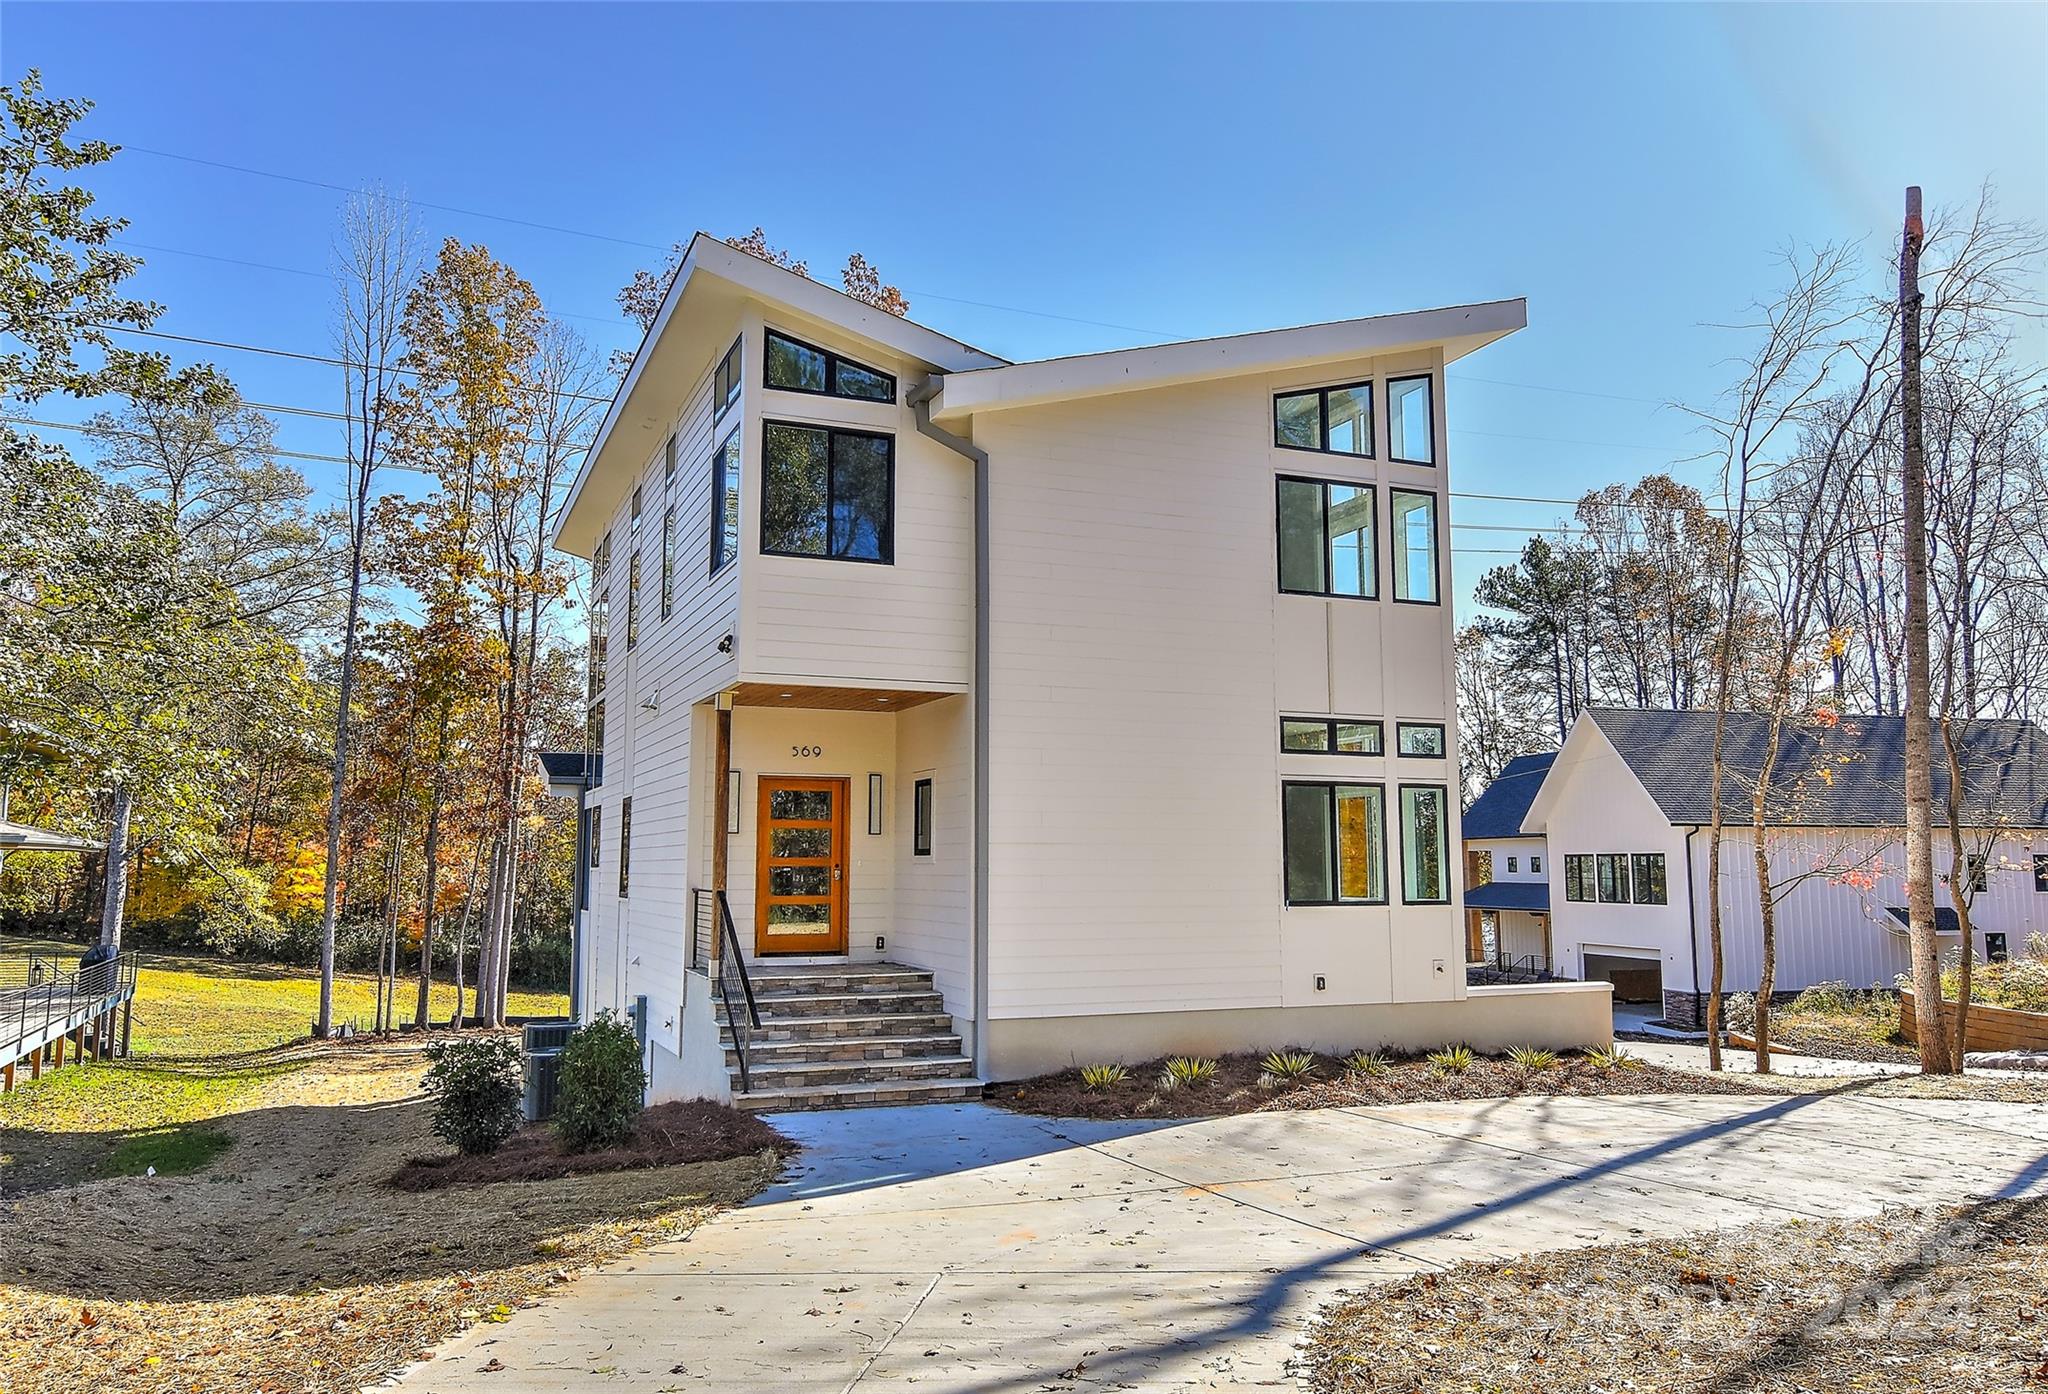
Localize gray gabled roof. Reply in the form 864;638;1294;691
1464;880;1551;912
1587;708;2048;829
1463;752;1556;841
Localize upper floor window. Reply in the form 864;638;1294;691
1563;853;1592;901
913;778;933;856
660;504;676;620
663;432;678;484
1277;476;1375;598
2034;854;2048;892
1632;853;1668;905
1281;717;1383;755
710;425;741;574
1396;722;1446;758
587;532;611;700
1390;489;1439;604
714;336;742;419
761;421;894;563
1387;375;1435;465
1399;784;1450;904
764;328;896;403
1283;781;1386;905
618;796;633;898
1596;852;1631;903
1275;381;1372;456
1506;856;1519;873
630;483;643;533
625;550;642;649
1531;855;1543;874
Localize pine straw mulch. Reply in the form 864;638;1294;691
1297;1194;2048;1393
988;1050;1774;1120
0;1038;787;1394
391;1099;794;1190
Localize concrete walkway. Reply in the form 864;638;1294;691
400;1091;2048;1392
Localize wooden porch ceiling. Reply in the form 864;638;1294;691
727;683;960;712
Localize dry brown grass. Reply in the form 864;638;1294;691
391;1098;794;1190
0;1039;784;1394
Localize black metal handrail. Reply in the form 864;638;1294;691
3;950;139;1065
710;890;761;1093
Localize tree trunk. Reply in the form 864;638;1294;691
1940;717;1975;1067
415;715;451;1031
314;555;367;1038
98;785;133;951
1899;186;1954;1074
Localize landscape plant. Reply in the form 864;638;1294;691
421;1034;524;1155
1426;1044;1475;1075
1258;1050;1318;1086
1343;1049;1391;1077
1507;1045;1559;1070
553;1010;648;1151
1079;1063;1129;1090
1159;1056;1219;1090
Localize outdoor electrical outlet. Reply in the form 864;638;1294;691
1314;974;1326;991
876;936;886;951
1433;959;1445;975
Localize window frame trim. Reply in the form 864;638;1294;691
617;795;633;899
1397;781;1452;905
912;777;933;857
713;335;743;421
708;422;741;576
1387;485;1443;607
1395;720;1447;759
1275;473;1378;601
762;327;898;404
1631;852;1669;905
1273;380;1376;458
1385;372;1437;467
759;419;897;567
1279;716;1385;756
1280;779;1390;907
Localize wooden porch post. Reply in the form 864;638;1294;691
121;998;133;1057
3;1060;14;1093
53;1030;64;1068
712;705;732;893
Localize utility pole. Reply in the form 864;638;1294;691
1900;185;1953;1074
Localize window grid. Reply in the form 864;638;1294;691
1398;783;1450;905
1274;381;1375;457
761;421;896;565
1280;717;1384;755
764;328;897;403
1277;475;1377;599
1282;780;1388;906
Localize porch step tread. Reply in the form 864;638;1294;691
738;1013;956;1042
720;991;944;1017
741;1053;977;1082
733;1077;987;1113
726;1034;963;1061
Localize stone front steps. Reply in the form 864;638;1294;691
716;962;982;1112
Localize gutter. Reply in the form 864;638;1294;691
1683;824;1702;1027
908;378;991;1073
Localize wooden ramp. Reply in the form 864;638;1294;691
1;950;138;1091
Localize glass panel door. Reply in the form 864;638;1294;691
755;777;848;954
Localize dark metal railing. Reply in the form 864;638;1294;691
3;950;139;1065
692;888;761;1093
1490;951;1564;983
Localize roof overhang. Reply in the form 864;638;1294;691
0;818;100;852
929;298;1526;422
552;233;1007;558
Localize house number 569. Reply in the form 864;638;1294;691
791;744;823;758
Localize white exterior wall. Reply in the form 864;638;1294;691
1470;837;1546;885
893;695;974;1024
1466;836;1550;962
972;350;1464;1024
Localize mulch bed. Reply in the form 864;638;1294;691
989;1050;1772;1120
1297;1196;2048;1392
391;1099;795;1190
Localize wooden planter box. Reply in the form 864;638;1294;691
1900;990;2048;1053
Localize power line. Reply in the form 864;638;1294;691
4;413;391;472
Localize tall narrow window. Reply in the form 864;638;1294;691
1277;477;1375;598
660;506;676;619
1282;782;1386;905
1632;853;1668;905
625;551;641;649
617;796;632;898
1564;854;1592;901
1399;784;1449;904
1390;489;1438;603
913;778;933;856
714;336;742;419
1596;853;1631;903
1274;381;1373;457
710;425;741;573
589;806;602;870
1387;375;1435;465
764;329;896;403
762;422;893;563
587;532;610;705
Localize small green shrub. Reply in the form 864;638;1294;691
423;1035;525;1156
1080;1063;1129;1090
1343;1049;1392;1077
1721;992;1758;1036
1159;1056;1219;1090
1589;1044;1645;1071
554;1011;648;1151
1507;1045;1558;1070
1426;1044;1475;1075
1941;934;2048;1014
1258;1050;1318;1086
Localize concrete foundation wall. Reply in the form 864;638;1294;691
981;981;1612;1079
648;970;735;1105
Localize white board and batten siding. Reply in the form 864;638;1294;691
973;350;1465;1025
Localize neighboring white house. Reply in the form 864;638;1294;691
1502;707;2048;1027
1460;751;1555;973
554;232;1609;1107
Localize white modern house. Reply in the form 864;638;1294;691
1460;751;1555;973
555;233;1608;1108
1497;707;2048;1027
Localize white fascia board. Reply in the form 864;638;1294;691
551;234;1007;557
930;298;1527;422
1518;711;1594;834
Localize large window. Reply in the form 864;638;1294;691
710;425;740;573
1596;853;1631;903
761;422;894;563
1283;782;1387;905
1387;375;1435;465
617;796;632;898
1400;784;1449;903
1275;381;1373;456
1396;722;1446;758
1277;476;1375;598
764;329;896;403
714;336;742;419
1632;853;1668;905
1281;717;1383;755
1390;489;1439;603
1563;854;1592;902
913;778;933;856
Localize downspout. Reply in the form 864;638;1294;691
1684;824;1702;1029
908;377;991;1075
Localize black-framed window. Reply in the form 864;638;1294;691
1390;489;1439;604
1275;381;1373;456
617;796;632;898
1280;717;1383;755
714;336;742;419
710;425;740;574
1632;853;1668;905
625;551;641;650
1283;781;1387;905
1387;374;1435;466
589;805;602;869
2034;855;2048;892
1959;854;1989;893
1396;721;1446;758
761;421;894;563
1563;854;1593;901
660;505;676;619
1506;856;1519;874
764;328;896;403
586;699;604;787
1531;855;1543;874
913;778;933;856
1399;784;1450;904
1277;476;1375;598
587;532;610;702
1596;853;1631;903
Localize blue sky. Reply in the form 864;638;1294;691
9;1;2045;619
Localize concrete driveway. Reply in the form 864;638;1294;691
402;1090;2048;1392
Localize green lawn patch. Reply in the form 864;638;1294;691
103;1125;235;1177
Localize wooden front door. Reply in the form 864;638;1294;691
755;776;849;955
